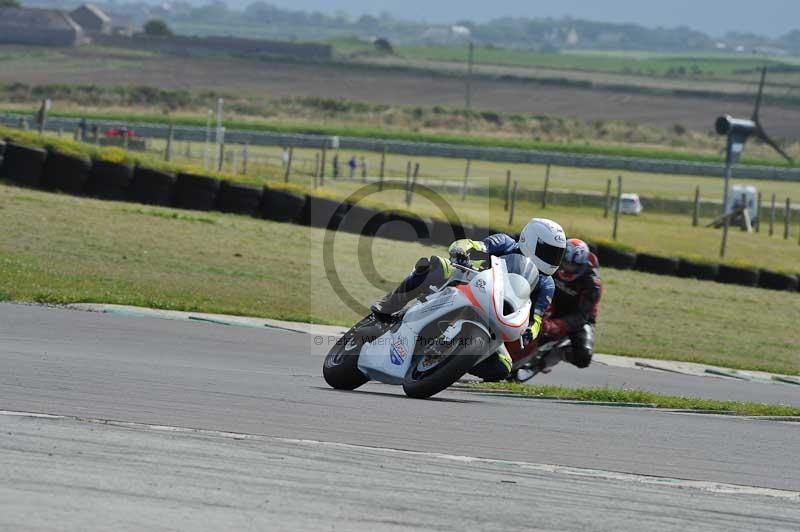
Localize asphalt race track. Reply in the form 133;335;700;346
1;303;798;531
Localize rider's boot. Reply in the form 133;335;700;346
371;257;441;322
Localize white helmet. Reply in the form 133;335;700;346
518;218;567;275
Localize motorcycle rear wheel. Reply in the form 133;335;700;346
402;323;489;399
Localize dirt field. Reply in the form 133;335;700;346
2;45;800;138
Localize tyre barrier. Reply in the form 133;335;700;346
260;187;306;223
302;195;351;229
375;211;432;242
0;142;47;187
41;150;92;194
338;203;383;237
175;173;221;211
130;166;176;206
635;253;680;276
216;181;263;216
594;243;637;270
467;225;497;242
758;270;800;292
86;159;134;201
677;259;719;281
716;264;760;287
430;218;467;246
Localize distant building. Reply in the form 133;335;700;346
0;7;84;47
70;4;112;35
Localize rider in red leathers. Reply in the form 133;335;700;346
516;238;602;379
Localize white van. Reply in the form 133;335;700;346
618;193;643;215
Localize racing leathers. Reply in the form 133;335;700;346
538;252;602;370
370;233;555;382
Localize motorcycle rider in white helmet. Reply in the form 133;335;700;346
371;218;567;381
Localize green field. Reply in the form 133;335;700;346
397;46;792;79
0;182;798;375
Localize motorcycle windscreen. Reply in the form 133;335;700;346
500;254;539;287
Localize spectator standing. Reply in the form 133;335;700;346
348;155;357;178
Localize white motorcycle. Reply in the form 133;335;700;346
323;254;539;399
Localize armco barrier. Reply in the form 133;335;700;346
1;143;798;294
4;113;800;182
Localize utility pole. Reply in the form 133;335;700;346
465;41;474;133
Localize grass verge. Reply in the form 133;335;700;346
468;382;800;417
0;182;798;375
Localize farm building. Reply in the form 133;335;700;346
69;4;111;35
0;7;84;46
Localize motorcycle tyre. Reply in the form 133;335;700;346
323;319;372;391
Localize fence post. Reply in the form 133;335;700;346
602;179;612;218
314;153;320;188
230;149;238;174
242;143;248;175
284;147;294;183
319;144;327;186
216;127;226;173
756;191;762;233
93;124;100;146
769;194;776;236
612;175;622;241
407;163;420;206
508;181;519;226
785;198;791;240
379;147;386;190
461;159;471;201
692;185;700;227
203;109;212;170
165;123;174;162
504;170;511;211
358;156;366;183
122;127;128;150
541;164;551;209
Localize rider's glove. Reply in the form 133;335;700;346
541;318;567;338
448;239;487;257
523;314;543;345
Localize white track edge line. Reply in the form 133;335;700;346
1;409;797;501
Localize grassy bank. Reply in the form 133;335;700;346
468;383;800;417
0;182;798;375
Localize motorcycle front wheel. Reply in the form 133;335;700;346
402;323;489;399
323;324;370;391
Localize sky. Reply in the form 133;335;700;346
245;0;797;38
